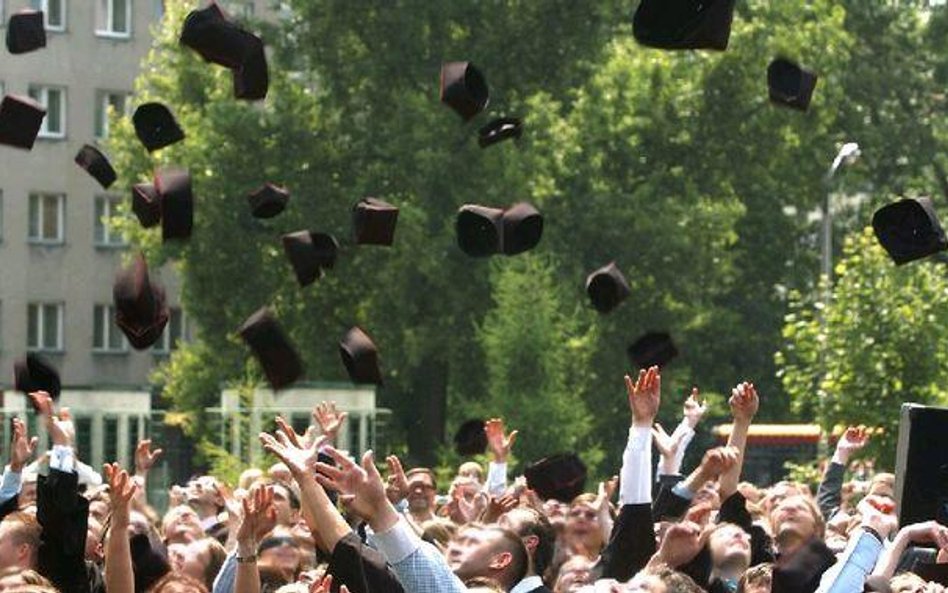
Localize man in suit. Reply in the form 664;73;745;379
499;507;555;593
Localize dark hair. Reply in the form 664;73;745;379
505;507;555;581
485;526;530;587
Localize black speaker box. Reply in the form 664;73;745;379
895;403;948;526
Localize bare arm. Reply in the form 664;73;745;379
719;382;759;500
104;463;138;593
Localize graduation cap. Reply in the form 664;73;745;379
180;2;246;68
872;197;948;265
454;419;489;456
75;144;117;189
233;33;269;101
130;533;171;593
14;354;61;410
339;327;383;385
132;183;162;228
155;169;194;241
585;262;630;314
440;62;489;121
352;197;399;246
282;231;339;287
133;103;185;152
113;253;170;350
768;58;818;112
0;94;46;150
628;332;678;369
524;453;587;502
247;183;289;219
632;0;736;51
457;205;505;257
6;10;46;54
501;202;543;256
478;117;523;148
238;307;303;391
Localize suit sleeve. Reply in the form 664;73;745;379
328;531;406;593
816;462;846;520
596;503;656;582
37;466;92;593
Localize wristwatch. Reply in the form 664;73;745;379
236;554;258;564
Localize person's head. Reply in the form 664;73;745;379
770;495;824;556
268;463;293;485
869;473;895;502
145;572;209;593
186;476;224;519
238;468;265;490
421;518;459;552
86;487;111;525
625;564;704;593
762;481;809;514
0;513;40;571
451;476;481;502
564;493;604;557
458;462;484;484
889;572;929;593
708;523;751;576
18;474;37;508
445;524;529;590
543;499;569;532
552;555;593;593
406;468;437;513
499;507;555;580
693;482;721;511
174;538;226;591
737;563;772;593
258;526;303;578
162;505;205;545
269;482;301;527
0;567;51;592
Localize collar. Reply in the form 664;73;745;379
510;575;544;593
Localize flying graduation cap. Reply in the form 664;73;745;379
75;144;118;189
440;62;489;121
339;326;383;385
282;231;339;287
14;353;61;410
872;197;948;265
133;103;185;152
238;306;304;390
113;253;170;350
585;262;630;314
628;332;679;369
632;0;737;51
0;94;46;150
768;58;819;112
6;10;46;54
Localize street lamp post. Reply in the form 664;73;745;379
822;142;861;286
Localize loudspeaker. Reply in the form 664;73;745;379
895;403;948;526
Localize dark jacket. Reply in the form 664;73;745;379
595;502;656;582
327;531;406;593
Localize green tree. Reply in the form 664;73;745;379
776;228;948;465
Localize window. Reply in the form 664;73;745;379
96;0;130;37
0;190;4;243
94;196;125;247
31;0;66;31
93;304;127;352
152;0;164;21
28;193;64;244
153;308;189;354
94;91;128;139
27;302;63;351
27;86;65;138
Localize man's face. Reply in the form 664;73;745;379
407;473;436;512
163;505;205;544
19;481;37;507
625;574;667;593
552;555;593;592
258;530;302;573
565;502;601;552
0;521;30;570
543;500;568;530
445;526;502;581
271;485;299;526
708;524;751;569
772;495;818;543
187;477;222;517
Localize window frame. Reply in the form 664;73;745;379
93;195;126;248
92;304;128;353
94;90;129;139
27;192;65;245
34;0;67;32
27;302;64;352
95;0;131;39
153;308;189;355
28;85;66;139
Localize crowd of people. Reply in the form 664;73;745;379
0;369;946;593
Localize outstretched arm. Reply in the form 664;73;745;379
104;463;138;593
719;382;759;500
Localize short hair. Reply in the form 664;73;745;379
569;493;597;508
267;481;301;511
458;461;484;480
406;468;436;485
737;563;772;593
1;512;41;564
504;507;555;581
462;576;505;592
0;567;51;586
200;538;227;591
484;526;529;586
639;564;704;593
421;518;458;549
145;572;209;593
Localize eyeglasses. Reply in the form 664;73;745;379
258;536;297;553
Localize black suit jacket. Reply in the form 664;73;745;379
527;585;553;593
594;502;656;582
327;531;406;593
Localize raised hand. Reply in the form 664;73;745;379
29;391;75;447
699;446;740;480
595;476;619;512
484;418;519;463
236;484;277;547
626;367;661;427
652;423;684;459
481;494;519;524
313;402;347;443
654;521;704;568
135;439;163;475
309;574;349;593
858;494;899;540
313;447;390;526
682;387;706;428
104;463;138;525
834;426;870;464
901;520;948;548
9;417;37;472
385;455;410;504
259;417;328;476
729;382;759;424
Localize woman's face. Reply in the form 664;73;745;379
564;502;602;554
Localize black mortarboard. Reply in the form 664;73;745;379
0;94;46;150
180;2;245;69
501;202;543;256
479;117;523;149
132;183;162;228
238;307;303;391
457;204;504;257
14;354;61;409
339;327;383;385
585;262;630;314
130;533;171;593
632;0;736;51
628;332;678;369
440;62;489;121
75;144;117;189
6;10;46;54
768;58;818;112
132;103;185;152
113;253;170;350
872;197;948;265
454;419;488;457
233;33;269;101
247;183;289;219
353;197;399;246
524;453;587;502
155;169;194;241
282;231;339;287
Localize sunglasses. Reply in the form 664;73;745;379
258;536;298;553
